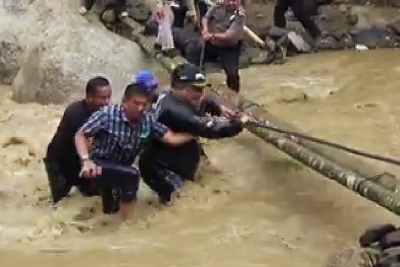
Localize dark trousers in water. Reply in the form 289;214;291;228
171;5;188;28
274;0;321;39
138;158;184;204
186;41;242;92
43;157;98;204
93;160;140;213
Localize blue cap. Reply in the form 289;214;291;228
134;70;159;91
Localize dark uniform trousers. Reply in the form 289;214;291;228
274;0;321;39
186;40;242;92
171;4;188;28
171;0;209;28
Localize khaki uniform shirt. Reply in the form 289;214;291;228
204;4;245;47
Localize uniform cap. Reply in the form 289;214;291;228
175;63;207;87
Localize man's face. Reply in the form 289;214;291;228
123;94;149;121
88;85;111;110
224;0;240;11
184;85;205;106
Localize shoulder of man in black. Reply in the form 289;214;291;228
156;93;194;125
46;100;91;157
156;93;242;139
61;99;91;129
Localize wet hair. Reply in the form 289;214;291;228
123;82;151;100
85;76;110;97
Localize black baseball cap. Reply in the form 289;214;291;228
171;63;207;87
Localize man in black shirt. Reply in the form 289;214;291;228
139;63;248;205
44;76;111;205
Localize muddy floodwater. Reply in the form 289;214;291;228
2;49;400;266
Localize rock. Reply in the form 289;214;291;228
388;19;400;35
350;26;395;48
0;30;23;85
11;0;146;104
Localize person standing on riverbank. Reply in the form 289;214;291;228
44;76;111;205
74;82;194;222
193;0;245;92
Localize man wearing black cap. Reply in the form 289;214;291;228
139;63;248;205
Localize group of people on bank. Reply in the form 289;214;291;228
44;63;249;222
142;0;333;92
78;0;330;94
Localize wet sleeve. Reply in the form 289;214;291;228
149;114;169;139
227;9;245;40
78;109;108;136
169;109;242;139
202;98;222;116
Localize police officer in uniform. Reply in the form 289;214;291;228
139;63;248;205
189;0;245;93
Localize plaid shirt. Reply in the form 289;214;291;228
79;104;168;165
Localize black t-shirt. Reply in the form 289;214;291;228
46;100;92;167
140;92;242;180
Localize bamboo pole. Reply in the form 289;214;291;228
121;17;400;215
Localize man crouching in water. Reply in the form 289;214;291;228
139;63;248;205
44;76;111;205
74;83;194;222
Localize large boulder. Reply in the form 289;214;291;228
11;0;147;104
0;6;25;86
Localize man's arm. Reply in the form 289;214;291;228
213;8;245;42
201;97;221;116
166;108;243;139
201;92;238;117
149;114;194;145
74;109;108;159
202;5;216;32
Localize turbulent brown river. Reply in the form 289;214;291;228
2;47;400;265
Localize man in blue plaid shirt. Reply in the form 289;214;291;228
75;82;193;222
